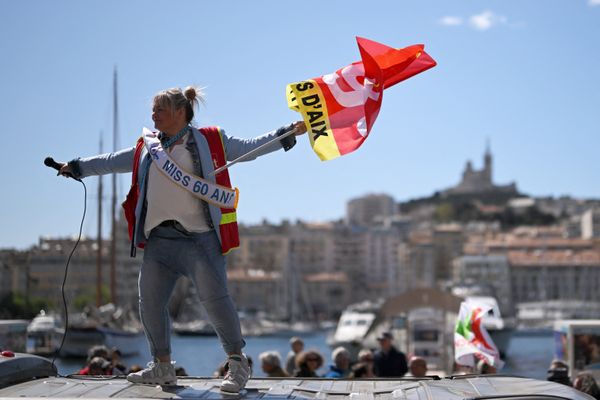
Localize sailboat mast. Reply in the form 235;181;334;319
110;67;119;305
96;132;103;307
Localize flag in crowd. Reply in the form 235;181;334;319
454;301;505;369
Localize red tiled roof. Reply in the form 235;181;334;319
303;271;348;283
409;232;433;245
488;238;592;249
508;250;600;267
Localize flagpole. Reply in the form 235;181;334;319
208;126;297;176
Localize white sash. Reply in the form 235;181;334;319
142;127;238;209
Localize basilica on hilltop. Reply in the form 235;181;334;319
444;144;518;196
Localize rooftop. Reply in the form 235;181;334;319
508;250;600;267
303;272;348;283
0;355;592;399
0;375;592;400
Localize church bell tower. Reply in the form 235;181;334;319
483;138;492;184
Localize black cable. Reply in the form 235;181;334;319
51;179;87;372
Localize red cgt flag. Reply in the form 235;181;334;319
287;37;436;161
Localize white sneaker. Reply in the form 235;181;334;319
126;360;177;386
220;354;250;393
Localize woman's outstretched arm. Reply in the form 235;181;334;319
59;146;136;179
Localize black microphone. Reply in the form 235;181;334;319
44;157;78;180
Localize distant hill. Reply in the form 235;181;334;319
399;190;557;228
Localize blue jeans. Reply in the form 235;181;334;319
139;225;245;357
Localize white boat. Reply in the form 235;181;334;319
58;305;143;358
59;325;143;358
328;289;466;374
331;310;376;344
238;314;286;337
172;319;216;336
237;310;320;337
26;311;64;356
327;300;379;359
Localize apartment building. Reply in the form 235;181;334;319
510;250;600;303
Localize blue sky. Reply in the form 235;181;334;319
1;0;599;249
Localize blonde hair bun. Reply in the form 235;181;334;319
184;86;197;102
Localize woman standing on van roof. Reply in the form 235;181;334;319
58;86;306;393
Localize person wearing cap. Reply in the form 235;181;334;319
285;336;304;375
373;332;408;377
323;346;351;378
547;359;571;386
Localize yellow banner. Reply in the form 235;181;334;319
286;81;340;161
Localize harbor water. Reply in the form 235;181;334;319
53;329;555;379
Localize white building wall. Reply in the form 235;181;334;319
582;209;600;239
454;254;512;315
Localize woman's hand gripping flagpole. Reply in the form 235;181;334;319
208;120;306;177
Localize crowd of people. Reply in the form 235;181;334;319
256;332;428;379
74;331;421;380
75;345;188;377
75;333;600;399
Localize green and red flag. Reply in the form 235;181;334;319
454;301;504;369
287;37;436;161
